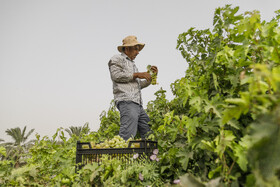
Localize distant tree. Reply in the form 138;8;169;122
0;139;4;160
3;126;35;167
65;122;90;138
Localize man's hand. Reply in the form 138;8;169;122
150;66;158;75
133;72;152;82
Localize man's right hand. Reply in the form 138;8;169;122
133;72;152;82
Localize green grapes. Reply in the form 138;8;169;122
147;65;158;85
91;135;131;149
83;136;142;149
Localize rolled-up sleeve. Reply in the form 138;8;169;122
108;56;134;83
139;79;151;89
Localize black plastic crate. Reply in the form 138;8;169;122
76;140;158;170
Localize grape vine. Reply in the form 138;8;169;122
1;5;280;187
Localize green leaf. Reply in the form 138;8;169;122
227;119;241;130
180;173;205;187
222;106;242;125
185;117;199;142
190;96;202;112
177;150;194;170
208;165;222;179
214;130;236;158
204;100;222;118
83;162;99;172
90;167;102;182
233;143;248;171
201;140;215;152
28;166;38;178
160;165;170;174
0;146;6;157
247;112;280;181
212;73;219;90
225;98;247;106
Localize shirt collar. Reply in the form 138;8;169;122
121;52;134;62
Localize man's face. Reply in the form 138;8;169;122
124;45;140;60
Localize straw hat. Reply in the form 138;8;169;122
117;35;145;52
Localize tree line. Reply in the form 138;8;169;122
0;123;90;168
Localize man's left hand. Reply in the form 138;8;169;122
151;66;158;75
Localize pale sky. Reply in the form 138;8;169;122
1;0;279;141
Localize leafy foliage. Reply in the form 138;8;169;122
96;100;120;141
146;4;280;186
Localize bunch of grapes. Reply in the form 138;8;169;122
82;135;141;149
92;135;128;149
147;65;157;85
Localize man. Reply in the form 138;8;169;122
108;35;158;140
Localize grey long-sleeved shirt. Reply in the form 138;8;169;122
108;53;151;105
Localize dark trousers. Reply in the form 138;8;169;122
117;101;151;140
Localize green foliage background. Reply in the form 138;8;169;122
1;5;280;186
